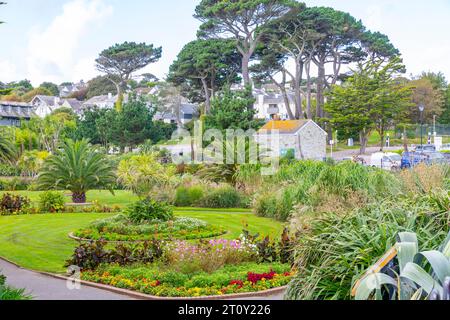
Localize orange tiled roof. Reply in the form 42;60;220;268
258;120;310;134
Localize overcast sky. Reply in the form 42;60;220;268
0;0;449;86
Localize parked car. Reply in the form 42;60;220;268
426;152;447;165
370;152;402;171
401;151;447;168
414;145;436;153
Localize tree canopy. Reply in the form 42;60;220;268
326;57;412;154
195;0;300;87
96;42;162;111
168;39;241;113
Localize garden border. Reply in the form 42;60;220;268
0;255;287;300
45;272;288;300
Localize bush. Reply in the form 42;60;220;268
199;186;243;208
0;274;30;300
39;191;66;213
174;186;204;207
286;195;450;300
0;193;31;215
254;161;400;221
0;163;20;177
0;178;31;191
126;199;174;223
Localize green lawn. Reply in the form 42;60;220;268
0;211;283;274
0;190;138;207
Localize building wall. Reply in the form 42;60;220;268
298;122;327;160
255;122;327;160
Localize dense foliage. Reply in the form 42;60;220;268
38;140;116;203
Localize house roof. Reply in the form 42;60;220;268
33;95;58;106
0;101;35;119
64;98;83;112
258;120;311;134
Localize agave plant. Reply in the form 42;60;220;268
38;139;116;203
355;231;450;300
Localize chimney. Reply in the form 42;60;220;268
54;97;60;106
108;92;112;100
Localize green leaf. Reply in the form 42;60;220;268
397;242;418;273
402;262;443;296
415;251;450;285
355;273;397;300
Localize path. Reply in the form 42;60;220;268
332;146;402;161
0;258;285;300
0;258;134;300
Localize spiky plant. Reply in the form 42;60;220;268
356;231;450;300
38;139;116;203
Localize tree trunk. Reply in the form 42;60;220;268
316;61;326;119
379;128;385;152
294;60;304;119
403;127;409;152
72;192;86;204
242;53;252;88
305;59;312;119
359;130;369;155
201;77;211;114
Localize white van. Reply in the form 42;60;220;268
370;152;402;171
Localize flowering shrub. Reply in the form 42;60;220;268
0;193;31;216
73;215;226;241
164;239;258;273
39;191;65;213
81;262;294;297
247;270;276;284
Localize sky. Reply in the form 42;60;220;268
0;0;449;86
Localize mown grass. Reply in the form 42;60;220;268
0;190;139;207
0;211;283;274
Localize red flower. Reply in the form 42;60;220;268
247;270;276;284
230;280;244;288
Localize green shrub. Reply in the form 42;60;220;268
0;193;31;216
254;161;400;221
174;186;204;207
126;199;174;223
0;163;20;177
0;177;30;191
286;194;450;300
0;274;30;300
39;191;66;213
199;186;242;208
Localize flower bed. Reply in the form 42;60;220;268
73;215;226;241
81;262;293;297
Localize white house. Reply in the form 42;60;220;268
31;95;83;118
253;88;295;120
31;95;65;118
255;120;327;160
82;93;118;110
153;103;198;125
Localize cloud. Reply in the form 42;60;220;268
365;5;383;32
0;60;17;83
26;0;113;85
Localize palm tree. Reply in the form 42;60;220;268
0;132;17;164
38;139;116;203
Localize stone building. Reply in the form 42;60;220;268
255;120;327;160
